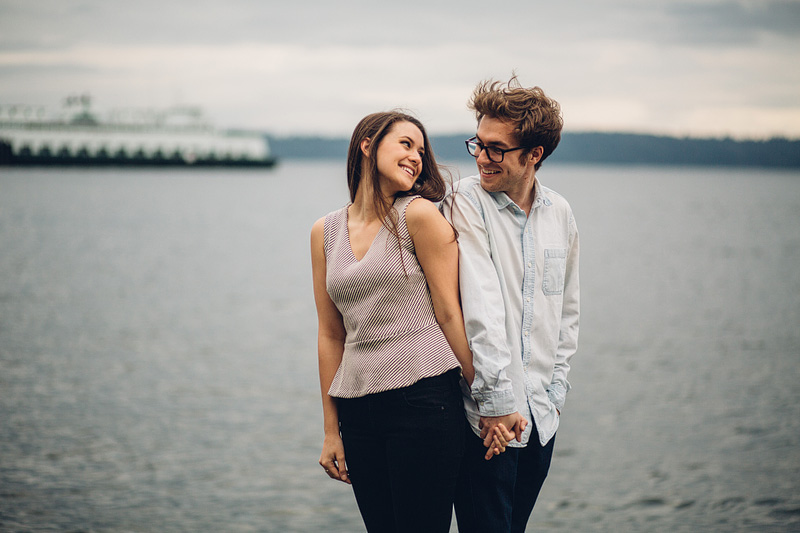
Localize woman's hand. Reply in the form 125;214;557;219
479;414;526;460
483;424;514;460
319;434;350;484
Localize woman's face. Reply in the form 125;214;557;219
373;120;425;196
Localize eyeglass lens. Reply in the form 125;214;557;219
467;141;504;163
467;140;503;162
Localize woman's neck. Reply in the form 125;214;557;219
351;181;392;223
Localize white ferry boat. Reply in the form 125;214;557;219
0;95;277;167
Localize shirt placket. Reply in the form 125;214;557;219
520;210;535;369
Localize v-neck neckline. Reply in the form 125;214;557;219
345;204;386;262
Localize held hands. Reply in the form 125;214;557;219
479;412;528;461
319;434;350;484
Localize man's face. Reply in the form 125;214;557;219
474;116;533;197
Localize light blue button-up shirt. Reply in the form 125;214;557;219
442;175;580;447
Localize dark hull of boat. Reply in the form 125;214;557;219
0;142;277;168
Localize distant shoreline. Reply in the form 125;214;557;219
268;132;800;168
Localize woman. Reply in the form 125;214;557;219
309;111;476;532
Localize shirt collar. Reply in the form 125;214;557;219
487;177;552;212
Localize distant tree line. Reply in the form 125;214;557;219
268;132;800;167
553;133;800;167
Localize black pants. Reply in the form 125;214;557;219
455;421;555;533
337;369;465;533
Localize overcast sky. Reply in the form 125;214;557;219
1;0;799;138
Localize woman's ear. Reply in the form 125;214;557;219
360;138;371;157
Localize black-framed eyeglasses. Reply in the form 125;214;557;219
465;136;526;163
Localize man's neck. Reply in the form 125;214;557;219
507;175;537;217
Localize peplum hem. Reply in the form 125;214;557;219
328;323;460;398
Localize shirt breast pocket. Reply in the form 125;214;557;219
542;248;567;296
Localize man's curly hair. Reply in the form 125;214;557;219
469;74;563;170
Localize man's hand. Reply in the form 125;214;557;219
479;412;528;460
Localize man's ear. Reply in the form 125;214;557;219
528;146;544;167
360;138;371;157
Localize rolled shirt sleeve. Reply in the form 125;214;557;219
444;189;517;417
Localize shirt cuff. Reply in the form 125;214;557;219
472;388;517;417
547;382;567;412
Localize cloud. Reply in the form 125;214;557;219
666;0;800;44
1;0;798;138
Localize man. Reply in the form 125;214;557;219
443;76;580;533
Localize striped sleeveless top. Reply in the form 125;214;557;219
324;195;460;398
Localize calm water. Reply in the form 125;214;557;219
1;161;799;532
